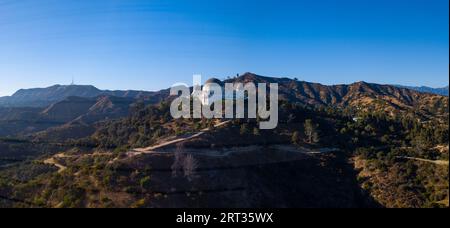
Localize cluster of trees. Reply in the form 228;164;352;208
355;145;449;208
331;106;449;151
348;108;449;208
171;144;199;182
91;100;226;151
92;101;173;150
291;119;320;145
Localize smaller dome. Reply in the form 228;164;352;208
205;78;223;86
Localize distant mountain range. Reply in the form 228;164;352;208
0;84;166;108
393;85;448;96
0;78;447;108
0;95;135;138
0;85;170;139
0;73;448;140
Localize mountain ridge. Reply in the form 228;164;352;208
0;84;157;108
227;73;448;117
1;73;448;122
1;74;447;108
393;85;448;96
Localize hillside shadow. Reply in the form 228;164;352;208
121;146;382;208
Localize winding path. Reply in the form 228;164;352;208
43;152;112;173
43;153;69;173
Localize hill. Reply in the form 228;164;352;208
0;73;448;208
0;96;136;139
2;93;447;208
229;73;448;118
33;96;137;142
0;84;158;108
2;73;446;117
1;73;447;139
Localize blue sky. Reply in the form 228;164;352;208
0;0;448;96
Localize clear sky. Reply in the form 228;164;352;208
0;0;448;96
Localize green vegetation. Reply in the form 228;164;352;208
92;101;173;149
304;119;320;143
140;176;151;190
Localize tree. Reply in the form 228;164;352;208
240;124;248;135
312;131;320;143
292;131;301;145
253;127;260;136
171;143;184;177
171;144;199;182
304;119;318;143
183;154;199;182
389;125;395;133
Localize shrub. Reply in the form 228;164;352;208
292;131;301;145
140;176;151;189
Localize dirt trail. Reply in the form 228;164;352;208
42;120;339;171
43;152;113;173
43;121;232;168
397;156;449;166
129;144;339;158
128;119;339;158
271;145;339;154
132;120;231;154
43;153;68;173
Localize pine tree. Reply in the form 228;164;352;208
304;119;320;143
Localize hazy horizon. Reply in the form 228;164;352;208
1;0;449;96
